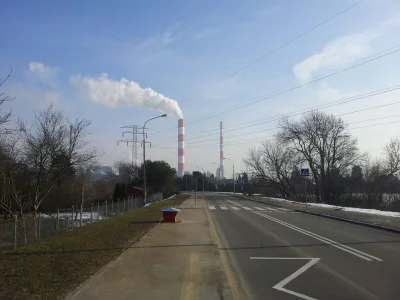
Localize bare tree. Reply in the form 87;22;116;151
0;70;13;128
383;138;400;177
20;106;98;238
244;137;302;199
278;111;361;204
114;160;137;184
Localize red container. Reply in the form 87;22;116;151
161;208;180;223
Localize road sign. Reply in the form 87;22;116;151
301;168;310;176
239;179;244;185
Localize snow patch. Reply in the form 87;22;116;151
265;197;400;217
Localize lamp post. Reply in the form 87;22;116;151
143;114;167;204
196;166;205;193
212;162;220;192
223;158;235;194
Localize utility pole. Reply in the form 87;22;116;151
118;125;143;178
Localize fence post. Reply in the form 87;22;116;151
71;205;74;228
56;209;59;235
124;198;126;212
105;200;108;219
38;212;41;240
14;214;17;250
117;198;120;214
97;202;100;220
91;203;93;221
80;205;83;227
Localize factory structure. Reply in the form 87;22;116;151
177;119;225;180
178;119;185;178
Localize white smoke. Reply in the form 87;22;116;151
71;73;183;118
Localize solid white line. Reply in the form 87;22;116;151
253;211;382;261
250;257;319;300
264;207;277;211
226;199;243;207
242;207;253;210
277;208;290;211
209;206;216;210
220;206;228;210
231;206;241;210
254;207;266;210
274;258;320;300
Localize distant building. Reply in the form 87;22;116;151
216;167;221;180
206;171;211;178
184;171;190;175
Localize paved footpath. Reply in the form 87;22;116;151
65;197;233;300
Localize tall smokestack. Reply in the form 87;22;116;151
178;119;185;177
220;121;224;179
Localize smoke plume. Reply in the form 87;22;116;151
71;73;183;118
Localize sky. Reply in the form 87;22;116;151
1;0;400;178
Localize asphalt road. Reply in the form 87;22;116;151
202;192;400;300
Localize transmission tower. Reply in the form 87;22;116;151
118;125;142;175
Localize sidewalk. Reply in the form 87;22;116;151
65;197;233;300
239;194;400;232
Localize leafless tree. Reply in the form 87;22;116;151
0;70;13;128
383;138;400;177
19;106;98;238
244;137;302;199
278;111;361;203
114;160;137;184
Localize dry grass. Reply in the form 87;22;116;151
0;194;189;300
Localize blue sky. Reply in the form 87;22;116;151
2;0;400;177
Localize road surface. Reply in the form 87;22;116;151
203;192;400;300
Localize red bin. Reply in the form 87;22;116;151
161;208;180;223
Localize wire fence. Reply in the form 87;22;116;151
0;193;163;251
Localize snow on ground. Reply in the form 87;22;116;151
264;197;400;217
163;194;176;200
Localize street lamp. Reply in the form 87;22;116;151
143;114;167;204
223;158;235;194
196;166;205;193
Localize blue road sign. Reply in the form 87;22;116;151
239;179;244;185
301;168;310;176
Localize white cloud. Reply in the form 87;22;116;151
70;73;183;118
27;62;58;87
293;31;376;82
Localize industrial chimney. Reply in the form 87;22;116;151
220;121;224;179
178;119;185;177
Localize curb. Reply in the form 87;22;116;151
231;194;400;235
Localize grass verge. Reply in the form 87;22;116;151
0;194;189;300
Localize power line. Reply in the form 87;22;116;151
152;104;400;149
152;45;400;136
153;85;400;146
179;0;364;104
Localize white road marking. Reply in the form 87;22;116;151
254;207;266;210
252;211;383;262
250;257;320;300
226;199;243;206
264;207;277;211
209;206;216;210
242;207;253;210
220;206;228;210
277;207;290;211
231;206;241;210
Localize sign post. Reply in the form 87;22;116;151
301;168;310;211
193;171;201;206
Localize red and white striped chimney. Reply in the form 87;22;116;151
220;121;224;179
178;119;185;177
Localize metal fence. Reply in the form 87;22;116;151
0;193;163;251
